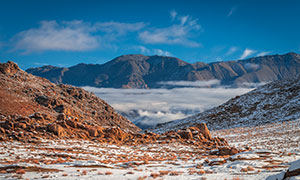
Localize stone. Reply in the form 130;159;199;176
178;130;193;140
0;61;20;75
88;128;98;137
210;146;239;156
47;124;65;137
57;113;66;121
30;112;44;120
0;127;5;133
35;95;50;107
14;122;26;129
66;119;77;128
196;123;212;140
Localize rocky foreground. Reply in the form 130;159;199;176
0;119;299;180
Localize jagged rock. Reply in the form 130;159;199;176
66;119;77;128
178;129;193;140
196;123;212;140
0;61;20;75
57;113;66;121
210;146;239;156
35;95;50;107
104;127;127;142
14;122;26;129
47;124;65;137
30;112;44;120
87;128;98;137
0;127;5;133
0;121;14;129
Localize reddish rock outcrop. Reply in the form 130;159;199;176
0;61;139;134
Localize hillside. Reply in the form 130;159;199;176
0;61;140;141
151;74;300;133
26;52;300;88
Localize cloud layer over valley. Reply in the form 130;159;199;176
84;83;253;129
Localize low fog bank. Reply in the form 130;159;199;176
84;83;254;129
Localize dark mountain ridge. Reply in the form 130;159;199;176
26;52;300;88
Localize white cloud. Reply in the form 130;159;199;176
11;20;146;53
135;45;151;54
139;13;201;47
158;80;220;87
153;49;172;56
170;10;177;21
240;48;256;59
179;15;189;25
84;85;253;128
257;51;271;57
134;46;172;56
227;6;237;17
225;46;238;56
12;21;99;53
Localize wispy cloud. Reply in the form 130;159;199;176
134;46;172;56
225;46;238;56
153;49;172;56
158;80;220;87
139;11;202;47
227;6;237;17
135;45;151;54
179;15;189;25
170;10;177;21
257;51;271;57
11;20;146;53
240;48;256;59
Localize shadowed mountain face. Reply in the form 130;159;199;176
26;52;300;88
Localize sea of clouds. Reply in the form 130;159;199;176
83;80;255;129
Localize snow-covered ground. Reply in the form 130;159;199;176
0;119;299;179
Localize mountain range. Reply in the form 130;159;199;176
26;52;300;88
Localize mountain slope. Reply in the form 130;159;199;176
0;61;140;137
151;74;300;133
26;52;300;88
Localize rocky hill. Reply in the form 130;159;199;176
26;52;300;88
0;61;140;139
151;74;300;133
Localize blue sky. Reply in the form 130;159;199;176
0;0;299;69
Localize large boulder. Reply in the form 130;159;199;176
47;123;65;137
